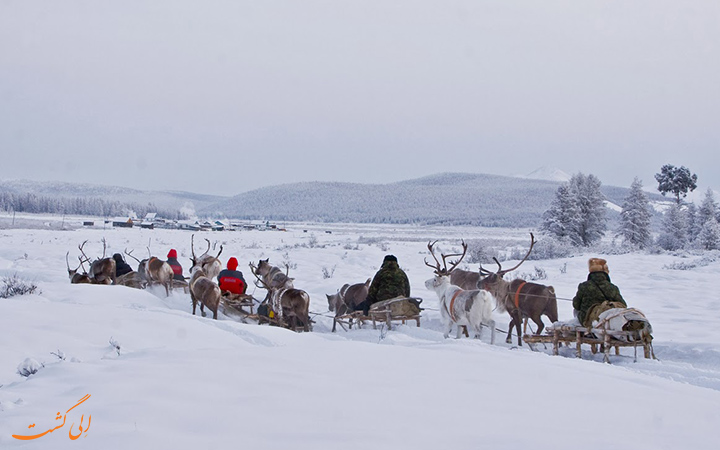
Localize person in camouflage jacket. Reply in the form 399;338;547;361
357;255;411;315
573;258;627;328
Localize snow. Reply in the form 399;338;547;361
522;166;572;183
2;223;720;449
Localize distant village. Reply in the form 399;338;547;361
84;213;287;232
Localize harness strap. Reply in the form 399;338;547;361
514;281;528;310
449;289;463;322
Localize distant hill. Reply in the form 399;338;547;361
200;172;663;227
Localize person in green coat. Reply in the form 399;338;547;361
573;258;627;328
356;255;411;315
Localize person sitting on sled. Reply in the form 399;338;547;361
573;258;627;329
217;257;247;296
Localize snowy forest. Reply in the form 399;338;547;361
0;192;190;220
540;165;720;253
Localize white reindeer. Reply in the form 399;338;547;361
424;241;496;343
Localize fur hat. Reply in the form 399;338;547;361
167;249;178;259
588;258;609;274
383;255;398;263
227;257;238;271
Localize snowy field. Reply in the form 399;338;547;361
1;220;720;449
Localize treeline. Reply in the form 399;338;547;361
0;192;189;220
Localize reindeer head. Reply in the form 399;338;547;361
424;240;467;290
189;234;223;272
66;251;84;279
478;233;536;291
256;259;272;277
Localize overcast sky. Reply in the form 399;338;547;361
1;1;718;196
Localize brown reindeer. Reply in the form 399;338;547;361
124;248;174;295
450;269;483;291
66;251;91;284
189;266;221;319
78;239;116;285
250;263;310;332
326;278;371;332
478;233;558;346
189;235;223;280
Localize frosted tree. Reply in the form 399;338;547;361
685;203;699;244
699;217;720;250
656;203;687;251
540;183;579;244
569;173;607;246
698;188;718;226
617;177;652;249
655;164;697;204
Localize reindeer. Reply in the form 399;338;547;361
424;241;496;343
250;263;310;332
253;258;294;300
124;248;174;296
66;251;91;284
189;266;221;319
78;239;116;285
115;270;146;289
450;269;483;291
326;278;371;332
478;233;558;346
189;234;223;280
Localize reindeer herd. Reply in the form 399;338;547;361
65;232;556;345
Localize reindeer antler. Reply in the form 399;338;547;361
124;248;141;264
216;244;223;259
441;241;467;274
77;255;88;274
190;234;197;262
424;240;467;275
78;240;91;264
249;262;271;290
496;232;536;278
101;237;107;259
424;241;443;273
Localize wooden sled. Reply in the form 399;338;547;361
333;297;422;332
523;323;655;363
220;292;256;316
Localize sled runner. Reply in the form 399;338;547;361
333;296;423;331
220;292;257;315
522;308;655;363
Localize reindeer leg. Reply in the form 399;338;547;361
506;318;514;344
488;319;496;345
201;302;207;317
514;311;523;346
443;320;452;339
455;324;463;339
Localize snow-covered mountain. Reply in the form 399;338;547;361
522;166;572;182
200;173;663;226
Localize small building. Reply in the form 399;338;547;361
112;217;134;228
178;221;201;232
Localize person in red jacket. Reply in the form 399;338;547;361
166;249;184;281
217;257;247;295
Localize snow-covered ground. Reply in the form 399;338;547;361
1;222;720;449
